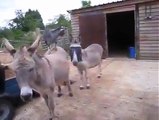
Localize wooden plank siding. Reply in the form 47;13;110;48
103;4;135;14
71;15;80;41
138;1;159;60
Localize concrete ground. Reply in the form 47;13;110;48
13;58;158;120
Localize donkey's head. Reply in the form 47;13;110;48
69;33;82;66
43;26;66;47
2;35;41;101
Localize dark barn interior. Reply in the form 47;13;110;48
106;11;135;57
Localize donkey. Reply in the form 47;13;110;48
70;37;103;89
2;34;73;119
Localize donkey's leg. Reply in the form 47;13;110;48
51;43;57;51
47;90;59;120
48;95;55;120
43;94;49;108
66;80;73;97
85;70;90;89
57;86;63;97
97;61;102;78
43;94;53;120
79;70;84;90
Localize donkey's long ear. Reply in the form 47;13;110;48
28;34;41;54
0;63;10;70
2;38;16;56
69;33;73;43
78;33;82;43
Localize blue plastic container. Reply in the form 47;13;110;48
129;47;136;58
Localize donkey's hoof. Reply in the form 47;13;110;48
52;114;59;120
69;93;73;97
86;85;90;89
79;86;84;90
63;81;67;86
57;93;63;97
97;75;101;78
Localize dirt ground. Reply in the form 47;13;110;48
6;57;157;120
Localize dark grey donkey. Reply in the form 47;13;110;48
43;26;65;50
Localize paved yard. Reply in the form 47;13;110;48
12;58;158;120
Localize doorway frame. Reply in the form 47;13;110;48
105;10;137;58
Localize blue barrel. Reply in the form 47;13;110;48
129;47;136;58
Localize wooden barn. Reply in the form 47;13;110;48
68;0;159;60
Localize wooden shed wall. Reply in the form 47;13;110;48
138;1;159;60
71;15;80;41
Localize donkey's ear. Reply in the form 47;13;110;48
2;38;16;56
0;63;9;70
28;34;41;54
69;33;73;43
78;33;82;43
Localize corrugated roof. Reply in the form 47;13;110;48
68;0;124;13
78;0;123;9
68;0;156;14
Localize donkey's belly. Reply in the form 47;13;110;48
53;59;69;85
86;57;101;68
88;63;99;68
45;53;69;85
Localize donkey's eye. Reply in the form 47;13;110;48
28;68;34;72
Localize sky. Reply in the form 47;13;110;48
0;0;120;27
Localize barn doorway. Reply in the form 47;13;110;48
106;11;135;57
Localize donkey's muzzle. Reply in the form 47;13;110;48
21;93;32;102
59;29;65;36
72;61;78;66
70;46;82;62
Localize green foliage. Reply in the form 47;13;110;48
9;9;44;32
81;0;91;8
0;28;14;40
12;29;24;40
0;9;71;49
23;9;44;32
0;9;44;48
9;10;24;30
46;14;71;31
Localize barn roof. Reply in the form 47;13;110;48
67;0;156;14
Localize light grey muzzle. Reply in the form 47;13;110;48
20;87;33;102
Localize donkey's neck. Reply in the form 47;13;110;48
32;54;43;66
30;55;55;89
51;31;61;40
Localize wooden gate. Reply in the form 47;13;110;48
79;12;107;58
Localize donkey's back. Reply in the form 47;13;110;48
45;46;68;59
45;47;69;85
82;44;103;68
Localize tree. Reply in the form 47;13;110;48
46;14;71;31
81;0;91;8
9;10;24;30
9;9;44;32
23;9;44;32
0;9;45;48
